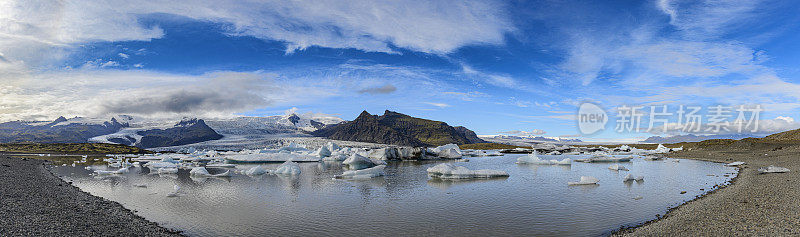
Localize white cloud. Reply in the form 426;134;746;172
118;53;129;59
656;0;762;39
0;0;514;64
424;102;450;108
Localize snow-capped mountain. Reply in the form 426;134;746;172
479;134;583;146
204;113;343;135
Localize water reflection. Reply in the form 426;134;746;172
54;154;737;237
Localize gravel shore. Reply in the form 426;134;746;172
0;156;182;236
616;145;800;236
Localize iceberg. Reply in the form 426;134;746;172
758;166;790;173
430;144;463;159
94;167;129;175
725;161;745;167
322;153;348;161
575;155;631;163
568;176;599;185
516;152;572;165
225;152;321;163
426;163;509;179
343;153;384;168
145;161;179;169
654;144;670;153
189;167;231;177
156;167;179;174
206;163;236;168
314;145;332;158
244;165;268;176
166;184;181;197
335;165;386;179
273;161;301;175
622;173;644;182
608;164;629;171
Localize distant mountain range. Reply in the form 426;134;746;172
312;110;484;146
0;110;485;148
479;135;583;146
641;134;761;143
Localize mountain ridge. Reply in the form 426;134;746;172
312;110;484;146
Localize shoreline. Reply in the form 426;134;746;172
0;156;182;236
614;147;800;236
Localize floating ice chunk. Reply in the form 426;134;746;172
95;167;129;175
430;144;463;159
426;163;509;179
633;196;643;200
206;163;236;168
325;142;340;152
516;152;571;165
156;167;178;174
277;143;309;152
225;153;320;163
166;184;181;197
623;174;644;182
576;155;631;163
335;165;386;179
608;164;629;171
322;154;348;161
725;161;745;167
273;161;301;175
643;155;662;161
244;165;268;176
314;145;332;158
654;144;670;153
189;167;231;177
758;165;790;173
145;161;179;169
568;176;599;185
343;153;382;168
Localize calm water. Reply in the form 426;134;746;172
53;154;736;237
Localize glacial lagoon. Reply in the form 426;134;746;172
53;154;737;236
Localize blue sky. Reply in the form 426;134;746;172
2;0;800;142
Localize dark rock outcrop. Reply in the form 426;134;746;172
312;110;484;146
136;119;223;148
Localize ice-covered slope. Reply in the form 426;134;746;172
205;113;342;135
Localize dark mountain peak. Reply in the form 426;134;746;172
175;118;204;127
53;116;67;123
287;114;301;124
355;111;376;121
313;109;484;146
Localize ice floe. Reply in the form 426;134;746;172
516;151;571;165
426;163;509;179
429;144;463;159
273;161;301;175
724;161;745;167
622;174;644;182
568;176;599;185
335;165;386;179
189;167;231;177
758;166;790;173
608;164;629;171
575;155;631;163
244;165;268;176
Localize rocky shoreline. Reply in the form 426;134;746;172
0;156;182;236
614;146;800;236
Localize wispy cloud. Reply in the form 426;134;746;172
424;102;450;108
358;84;397;94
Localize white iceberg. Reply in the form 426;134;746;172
225;152;321;163
145;161;179;169
758;165;790;173
426;163;509;179
725;161;745;167
94;167;129;175
568;176;599;185
430;144;463;159
343;153;384;167
335;165;386;179
166;184;181;197
322;153;348;161
189;167;231;177
156;167;179;174
516;151;571;165
244;165;268;176
314;145;332;158
206;163;236;168
608;164;629;171
273;160;301;175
